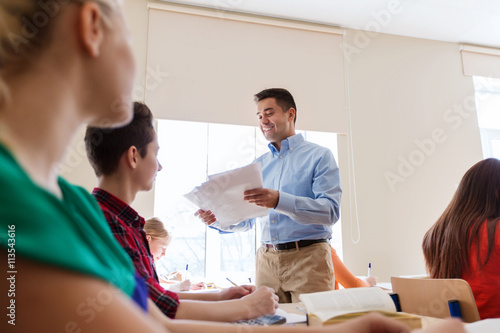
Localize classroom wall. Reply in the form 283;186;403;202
340;31;482;280
63;0;483;280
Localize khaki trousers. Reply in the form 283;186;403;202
256;242;334;303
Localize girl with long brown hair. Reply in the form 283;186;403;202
423;158;500;319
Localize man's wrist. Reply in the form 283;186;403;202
273;191;280;208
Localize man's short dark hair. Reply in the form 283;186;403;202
85;102;155;177
254;88;297;124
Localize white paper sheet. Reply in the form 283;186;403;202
184;163;269;227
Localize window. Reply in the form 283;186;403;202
153;120;341;285
474;77;500;159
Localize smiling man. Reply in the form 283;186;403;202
196;88;342;303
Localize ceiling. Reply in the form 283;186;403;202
160;0;500;49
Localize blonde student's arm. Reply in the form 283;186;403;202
2;252;168;333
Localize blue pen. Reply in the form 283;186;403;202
368;263;371;277
184;264;189;281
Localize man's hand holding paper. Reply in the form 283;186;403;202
186;163;270;228
243;188;279;209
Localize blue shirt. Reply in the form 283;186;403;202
213;133;341;244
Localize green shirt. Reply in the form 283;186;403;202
0;143;135;296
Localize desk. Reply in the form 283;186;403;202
279;303;443;329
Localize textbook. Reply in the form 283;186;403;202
299;287;422;329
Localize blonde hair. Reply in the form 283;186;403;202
0;0;116;105
144;217;170;240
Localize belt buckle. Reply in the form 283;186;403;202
273;244;279;251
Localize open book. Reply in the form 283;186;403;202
299;287;422;328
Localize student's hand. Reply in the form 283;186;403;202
362;276;377;287
190;281;205;290
321;312;411;333
240;286;279;319
217;285;257;300
194;209;217;226
168;280;192;292
243;188;279;208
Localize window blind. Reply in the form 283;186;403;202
461;45;500;79
146;3;348;133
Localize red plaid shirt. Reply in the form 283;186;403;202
93;188;179;318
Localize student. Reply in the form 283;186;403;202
145;217;204;291
85;101;280;322
331;247;376;289
0;0;465;332
197;88;341;303
0;0;167;331
422;158;500;319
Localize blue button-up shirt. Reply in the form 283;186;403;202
213;133;341;244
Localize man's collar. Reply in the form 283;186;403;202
268;133;304;156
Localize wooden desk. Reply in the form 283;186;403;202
279;303;443;329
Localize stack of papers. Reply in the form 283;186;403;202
184;163;269;227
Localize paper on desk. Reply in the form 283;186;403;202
184;163;269;228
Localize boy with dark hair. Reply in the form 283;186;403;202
85;101;278;322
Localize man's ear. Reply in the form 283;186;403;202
125;146;139;169
79;2;105;57
288;108;296;123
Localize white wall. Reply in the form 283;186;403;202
340;31;482;280
64;0;483;280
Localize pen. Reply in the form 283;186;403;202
226;277;238;287
184;264;189;281
296;307;307;314
368;262;371;277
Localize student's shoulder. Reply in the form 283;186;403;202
58;178;105;213
58;177;93;199
0;146;29;188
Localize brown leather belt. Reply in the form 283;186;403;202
264;239;328;251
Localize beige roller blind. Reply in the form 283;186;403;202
461;45;500;79
146;3;347;133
